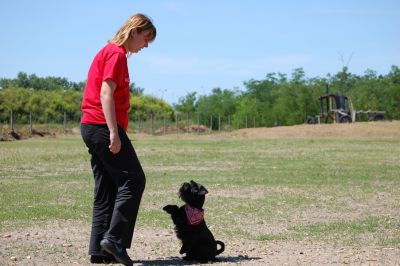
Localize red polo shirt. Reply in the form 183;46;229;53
81;43;130;131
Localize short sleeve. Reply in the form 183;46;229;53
103;52;127;85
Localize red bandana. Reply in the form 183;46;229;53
184;204;204;225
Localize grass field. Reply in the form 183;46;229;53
0;122;399;265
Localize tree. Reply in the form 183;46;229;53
130;95;174;120
0;72;84;91
129;82;145;96
174;92;197;114
1;66;399;127
195;88;237;129
232;95;261;128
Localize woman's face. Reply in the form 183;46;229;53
125;29;152;53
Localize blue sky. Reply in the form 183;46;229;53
0;0;399;104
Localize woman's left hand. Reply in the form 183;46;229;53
109;130;121;154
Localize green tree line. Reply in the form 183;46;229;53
1;66;399;128
0;72;173;124
176;66;400;128
0;72;85;91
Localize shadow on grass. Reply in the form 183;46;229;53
135;255;261;265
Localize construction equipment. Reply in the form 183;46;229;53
307;83;385;124
317;83;355;123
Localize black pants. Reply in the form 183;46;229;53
81;124;146;256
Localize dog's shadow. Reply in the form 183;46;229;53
134;255;262;265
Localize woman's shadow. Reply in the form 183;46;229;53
134;255;261;265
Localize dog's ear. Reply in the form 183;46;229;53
190;180;200;194
198;185;208;195
179;182;191;199
182;182;191;192
189;180;208;195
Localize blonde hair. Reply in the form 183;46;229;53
110;13;156;47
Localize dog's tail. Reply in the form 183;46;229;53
215;240;225;255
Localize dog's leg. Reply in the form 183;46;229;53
179;245;187;254
179;238;195;255
163;205;179;214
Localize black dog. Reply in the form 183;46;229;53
163;180;225;262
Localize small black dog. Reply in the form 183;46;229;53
163;180;225;262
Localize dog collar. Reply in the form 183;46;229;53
184;204;204;225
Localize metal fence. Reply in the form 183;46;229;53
1;111;264;137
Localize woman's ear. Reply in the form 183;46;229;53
130;29;137;37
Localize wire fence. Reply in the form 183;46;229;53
0;109;389;140
0;111;266;137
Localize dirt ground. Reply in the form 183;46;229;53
144;121;400;141
230;121;400;140
1;121;400;265
1;220;399;266
3;120;400;142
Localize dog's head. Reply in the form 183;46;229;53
179;180;208;209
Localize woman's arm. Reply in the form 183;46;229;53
100;79;121;154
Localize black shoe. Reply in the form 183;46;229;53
100;238;133;266
90;254;118;264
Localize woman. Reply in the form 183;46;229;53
80;13;156;265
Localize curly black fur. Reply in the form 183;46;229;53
163;180;225;262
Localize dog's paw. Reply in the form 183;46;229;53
179;247;185;254
163;205;179;214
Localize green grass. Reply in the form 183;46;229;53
257;216;400;246
0;134;399;247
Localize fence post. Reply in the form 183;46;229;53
186;113;189;133
218;115;221;132
175;113;179;134
10;110;14;131
163;116;166;135
64;111;67;134
210;115;213;133
197;113;200;134
138;114;141;134
245;116;248;128
30;111;33;134
151;114;154;135
253;116;256;128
